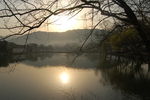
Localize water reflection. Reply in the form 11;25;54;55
0;53;150;100
97;54;150;100
0;64;105;100
59;72;70;84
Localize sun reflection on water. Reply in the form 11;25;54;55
59;72;70;84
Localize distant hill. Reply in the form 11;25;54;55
8;29;106;46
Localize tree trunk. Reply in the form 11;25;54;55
115;0;150;53
134;23;150;53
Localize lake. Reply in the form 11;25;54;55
0;53;150;100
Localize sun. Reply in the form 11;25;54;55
59;72;70;84
49;15;78;32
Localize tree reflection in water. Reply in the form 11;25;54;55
0;52;150;100
97;54;150;100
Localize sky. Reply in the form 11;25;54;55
0;9;94;36
0;0;112;37
38;10;94;32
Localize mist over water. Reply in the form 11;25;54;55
0;53;149;100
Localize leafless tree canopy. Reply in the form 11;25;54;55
0;0;149;44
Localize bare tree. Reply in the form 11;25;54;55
0;0;150;50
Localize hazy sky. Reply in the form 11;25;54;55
0;0;112;37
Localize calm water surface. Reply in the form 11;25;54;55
0;53;149;100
